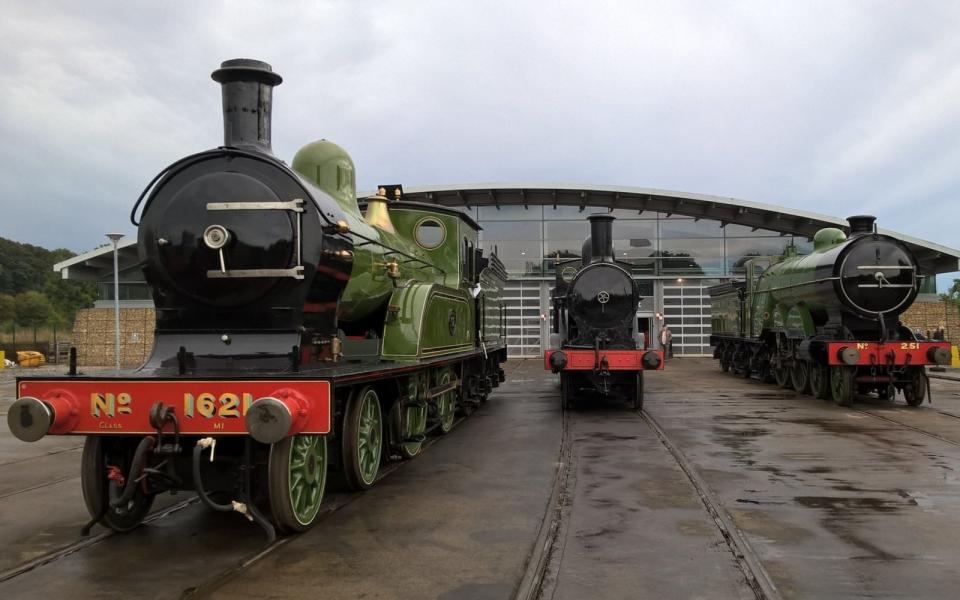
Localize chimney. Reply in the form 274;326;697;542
211;58;282;153
847;215;876;237
587;214;615;263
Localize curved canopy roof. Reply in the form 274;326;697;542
56;183;959;281
395;183;960;275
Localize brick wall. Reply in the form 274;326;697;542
72;308;155;367
901;297;959;346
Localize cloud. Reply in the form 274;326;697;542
0;0;957;276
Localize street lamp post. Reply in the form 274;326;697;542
107;233;124;371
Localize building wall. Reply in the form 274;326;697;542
72;307;155;367
901;297;959;346
468;206;810;357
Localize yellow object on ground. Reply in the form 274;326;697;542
0;350;4;369
16;351;46;368
952;345;960;367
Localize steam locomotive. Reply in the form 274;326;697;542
545;215;664;409
7;59;507;538
709;215;951;406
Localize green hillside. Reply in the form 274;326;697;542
0;237;96;333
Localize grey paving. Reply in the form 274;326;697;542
645;358;960;599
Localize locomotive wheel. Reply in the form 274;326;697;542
719;347;731;373
740;352;753;378
436;368;456;434
809;364;829;400
773;361;790;388
342;386;383;491
830;366;855;407
81;437;155;532
791;360;810;394
904;368;927;407
632;373;644;411
398;403;427;459
561;372;575;410
268;434;327;532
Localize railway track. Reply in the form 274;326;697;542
642;409;778;600
0;445;83;468
0;498;198;583
178;419;466;599
0;475;78;500
515;403;777;600
0;413;472;596
852;406;960;449
0;361;525;596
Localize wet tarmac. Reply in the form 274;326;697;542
0;360;959;599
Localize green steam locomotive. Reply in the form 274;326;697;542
709;216;951;406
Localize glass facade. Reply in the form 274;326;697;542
461;204;812;357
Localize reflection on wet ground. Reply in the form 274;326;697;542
646;359;960;599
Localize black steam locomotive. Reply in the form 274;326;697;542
545;215;664;409
8;59;507;538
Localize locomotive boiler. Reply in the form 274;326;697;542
545;214;664;409
6;59;507;537
709;215;951;406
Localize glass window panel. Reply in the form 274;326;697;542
635;280;654;296
660;238;725;258
545;221;589;240
615;219;659;239
483;240;542;259
792;237;814;254
659;257;724;275
613;239;656;259
659;218;724;238
480;221;541;241
545;241;584;260
723;223;783;237
543;205;592;220
607;208;663;219
725;237;795;274
477;205;542;220
500;259;544;276
627;259;656;274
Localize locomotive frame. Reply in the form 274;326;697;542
544;214;664;410
6;59;508;539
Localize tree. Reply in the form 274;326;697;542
0;294;14;324
941;279;960;316
14;291;53;342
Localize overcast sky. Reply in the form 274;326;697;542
1;1;957;285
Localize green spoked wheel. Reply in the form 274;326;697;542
268;434;328;532
399;402;427;459
436;369;456;435
343;386;383;491
830;366;855;407
81;437;155;532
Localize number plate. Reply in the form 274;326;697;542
17;380;331;435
